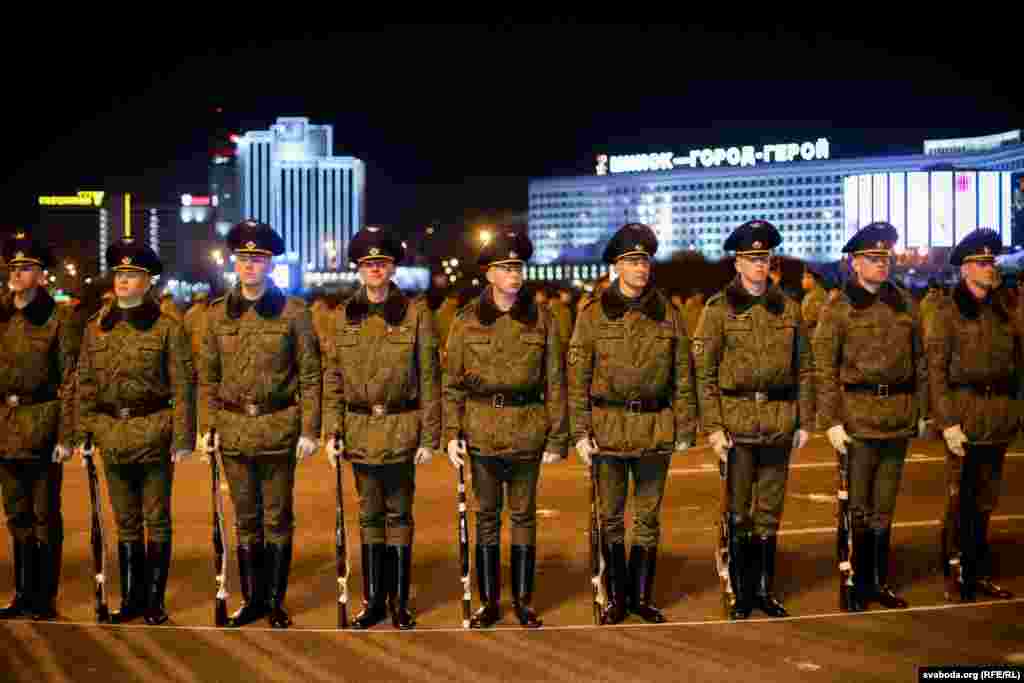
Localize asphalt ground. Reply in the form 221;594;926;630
1;433;1021;682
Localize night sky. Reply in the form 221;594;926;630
1;23;1019;242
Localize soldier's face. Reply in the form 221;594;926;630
7;264;44;293
802;273;814;291
735;255;769;288
614;255;650;291
853;254;890;287
962;260;997;291
235;253;272;287
486;262;524;297
358;258;395;289
114;271;151;300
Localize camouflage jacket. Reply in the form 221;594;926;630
925;282;1022;444
683;297;705;338
813;280;927;439
568;282;696;457
0;289;82;459
801;284;827;335
77;299;194;464
444;287;567;459
693;278;814;445
323;284;441;465
199;283;321;457
548;299;574;349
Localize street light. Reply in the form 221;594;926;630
479;229;493;245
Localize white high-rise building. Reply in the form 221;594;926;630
236;117;365;271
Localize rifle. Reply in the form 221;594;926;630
588;443;607;625
837;450;856;610
82;432;109;623
334;430;350;629
715;445;735;618
456;432;471;629
209;428;229;626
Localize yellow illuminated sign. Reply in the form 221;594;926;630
38;191;105;207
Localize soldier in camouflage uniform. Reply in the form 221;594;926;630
693;220;813;620
926;229;1018;603
814;223;928;612
920;279;943;331
323;226;440;630
0;233;81;621
444;230;567;628
199;221;321;629
76;239;195;624
569;223;697;625
801;266;828;430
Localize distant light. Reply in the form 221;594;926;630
917;247;928;257
450;258;459;267
449;274;457;283
479;229;493;245
426;227;435;235
401;241;407;249
229;134;241;144
472;278;479;286
84;278;92;284
444;266;453;275
49;276;56;282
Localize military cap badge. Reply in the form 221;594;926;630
753;241;763;250
369;247;380;256
246;241;256;250
509;250;518;259
122;256;132;265
13;251;24;260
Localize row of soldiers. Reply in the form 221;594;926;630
0;215;1017;631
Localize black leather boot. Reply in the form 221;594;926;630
144;541;172;625
228;545;267;627
628;546;665;623
511;545;542;628
389;545;416;630
753;535;789;617
265;543;293;628
976;512;1014;599
111;541;146;623
728;532;752;620
32;541;62;621
0;539;34;619
352;544;388;629
601;542;628;625
470;545;501;628
871;529;908;609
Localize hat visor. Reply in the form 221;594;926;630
233;248;275;257
962;254;996;264
734;249;772;257
486;258;526;268
613;250;652;262
112;264;155;274
853;249;892;257
356;255;395;264
5;257;44;267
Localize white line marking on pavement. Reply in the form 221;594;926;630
777;514;1024;537
789;493;836;503
5;598;1021;635
669;452;1024;476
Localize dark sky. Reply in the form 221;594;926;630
1;22;1019;237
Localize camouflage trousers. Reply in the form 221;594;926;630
0;459;63;545
847;438;907;531
470;454;541;546
352;461;414;547
595;452;671;549
729;443;791;537
104;461;174;543
221;454;296;546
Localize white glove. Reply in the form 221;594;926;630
171;449;192;464
199;431;219;464
827;425;852;455
792;429;809;451
575;437;598;466
541;451;562;464
918;417;931;439
675;440;691;453
708;430;733;463
51;444;72;464
295;436;318;463
447;439;467;468
414;447;434;465
78;440;94;468
943;425;968;458
326;436;344;469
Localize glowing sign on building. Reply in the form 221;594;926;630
38;191;105;207
596;139;830;175
181;194;212;207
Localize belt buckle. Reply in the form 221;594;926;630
877;384;889;398
118;407;131;419
983;384;994;398
372;404;387;417
245;403;260;417
627;399;642;414
492;394;505;409
6;394;19;408
754;392;767;403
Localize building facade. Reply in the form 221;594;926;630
529;131;1024;264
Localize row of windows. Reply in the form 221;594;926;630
531;200;841;221
531;186;843;210
537;224;843;242
530;175;846;200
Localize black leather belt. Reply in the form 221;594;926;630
843;381;914;398
951;379;1015;398
221;396;296;417
346;399;419;416
3;388;57;408
469;391;544;409
721;387;797;402
98;397;172;419
591;396;671;413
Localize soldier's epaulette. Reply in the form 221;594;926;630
705;291;727;307
210;295;226;306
